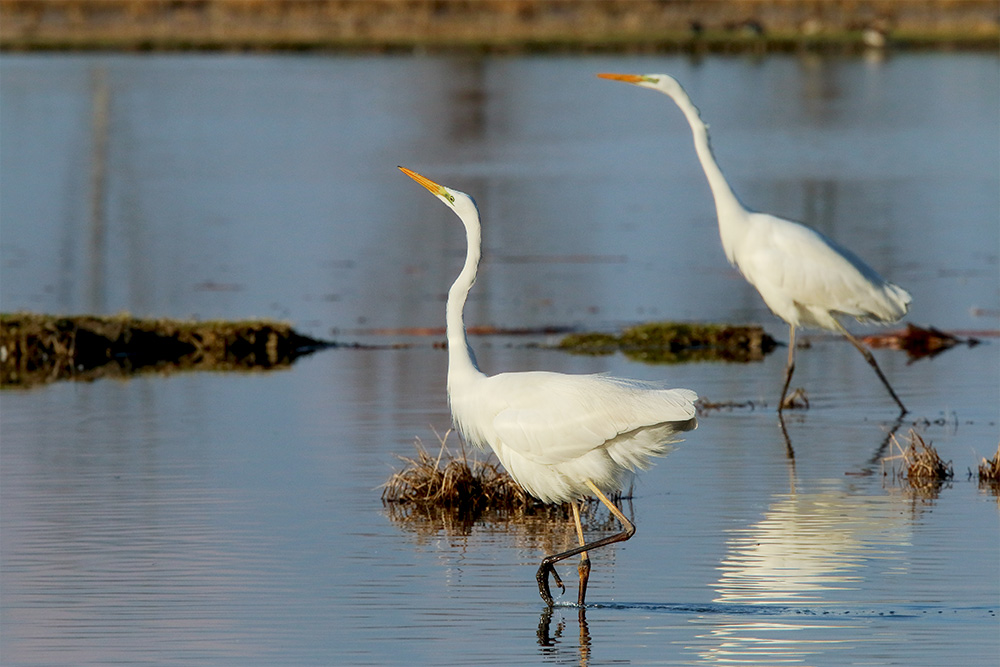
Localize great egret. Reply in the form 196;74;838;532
399;166;698;606
598;73;911;414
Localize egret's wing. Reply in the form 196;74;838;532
490;373;696;466
739;214;908;322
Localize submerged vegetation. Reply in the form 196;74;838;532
0;312;329;387
559;322;778;363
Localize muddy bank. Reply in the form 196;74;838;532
559;322;778;363
0;312;330;387
1;0;996;52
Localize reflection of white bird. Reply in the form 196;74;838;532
702;485;912;664
598;73;911;414
399;166;698;606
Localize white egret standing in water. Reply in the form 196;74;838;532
598;73;911;414
399;166;698;605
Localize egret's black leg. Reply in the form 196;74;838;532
536;481;635;606
835;322;908;415
777;324;797;413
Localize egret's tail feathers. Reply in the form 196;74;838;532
606;416;697;472
853;281;912;325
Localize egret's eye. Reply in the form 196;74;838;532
446;193;455;204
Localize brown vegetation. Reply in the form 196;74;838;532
382;430;534;515
382;430;628;539
863;323;981;362
883;429;954;496
2;0;996;52
978;445;1000;491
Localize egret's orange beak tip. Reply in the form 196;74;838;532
399;166;443;195
597;72;644;84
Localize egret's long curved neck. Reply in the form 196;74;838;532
447;210;484;383
666;87;748;257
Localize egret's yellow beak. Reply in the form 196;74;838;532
597;73;646;84
399;166;445;196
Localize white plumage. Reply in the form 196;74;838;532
598;73;911;413
455;371;697;503
399;166;697;605
732;212;911;331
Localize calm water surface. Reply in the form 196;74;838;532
1;52;998;665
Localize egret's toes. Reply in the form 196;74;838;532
536;561;565;606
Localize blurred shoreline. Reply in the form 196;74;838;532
2;0;997;52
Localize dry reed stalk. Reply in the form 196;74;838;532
977;444;1000;488
883;429;953;493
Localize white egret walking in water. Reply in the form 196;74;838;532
399;166;698;606
598;73;911;414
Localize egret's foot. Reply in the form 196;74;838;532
536;561;565;606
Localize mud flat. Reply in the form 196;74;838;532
0;312;329;387
558;322;778;363
1;0;996;52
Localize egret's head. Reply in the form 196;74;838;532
597;72;684;98
398;166;479;221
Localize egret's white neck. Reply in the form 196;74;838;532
666;87;748;262
446;214;485;389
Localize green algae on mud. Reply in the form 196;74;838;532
0;312;330;387
558;322;778;363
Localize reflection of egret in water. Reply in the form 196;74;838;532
714;483;912;605
690;475;915;665
537;606;591;667
690;616;864;666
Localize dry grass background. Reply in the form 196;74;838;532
2;0;997;51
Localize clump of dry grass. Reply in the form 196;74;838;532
883;429;953;493
977;445;1000;489
381;430;533;515
382;429;635;540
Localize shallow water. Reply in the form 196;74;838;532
1;52;998;666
